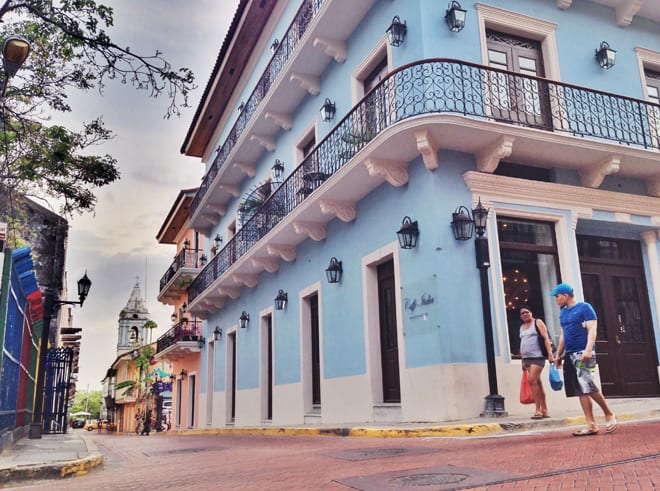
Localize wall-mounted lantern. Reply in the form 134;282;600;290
451;205;474;240
270;39;279;54
214;234;223;250
199;254;208;268
325;257;343;284
595;41;616;69
320;98;336;122
239;311;250;329
213;326;222;341
180;368;187;379
445;1;467;32
274;289;288;310
386;16;407;47
397;216;419;249
272;159;285;181
183;238;190;249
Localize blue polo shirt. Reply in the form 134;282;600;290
559;302;597;353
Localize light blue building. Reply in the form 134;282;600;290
173;0;660;427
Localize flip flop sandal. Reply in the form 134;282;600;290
531;414;543;420
605;418;617;433
572;428;598;437
542;415;551;418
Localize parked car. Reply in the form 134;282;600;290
83;419;109;431
71;418;86;429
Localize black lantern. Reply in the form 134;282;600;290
595;41;616;69
397;216;419;249
76;272;92;306
239;311;250;329
180;368;187;379
171;312;177;323
325;257;343;284
472;198;489;237
274;289;288;310
199;254;207;267
271;159;284;181
445;1;467;32
238;101;245;112
183;238;190;249
386;16;407;47
270;38;279;54
451;205;474;240
213;326;222;341
320;98;336;122
214;234;223;250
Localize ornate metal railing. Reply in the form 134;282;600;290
188;58;660;302
159;248;206;292
190;0;326;217
156;319;203;353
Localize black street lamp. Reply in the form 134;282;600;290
452;199;506;417
30;272;92;438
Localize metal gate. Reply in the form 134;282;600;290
42;347;73;434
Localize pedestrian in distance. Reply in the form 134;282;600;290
518;305;554;419
550;283;617;436
141;409;152;436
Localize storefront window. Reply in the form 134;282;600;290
497;217;561;358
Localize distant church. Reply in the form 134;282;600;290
116;279;153;355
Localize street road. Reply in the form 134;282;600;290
6;419;660;490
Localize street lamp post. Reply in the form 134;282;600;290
29;273;91;438
1;35;30;97
452;199;506;417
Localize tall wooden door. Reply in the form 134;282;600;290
579;237;660;397
378;260;401;402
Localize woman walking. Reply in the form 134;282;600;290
519;306;554;419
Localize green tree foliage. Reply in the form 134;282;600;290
70;388;103;418
0;0;196;215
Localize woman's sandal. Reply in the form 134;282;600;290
531;414;544;420
572;428;599;437
605;417;617;433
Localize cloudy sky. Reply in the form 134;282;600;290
58;1;239;390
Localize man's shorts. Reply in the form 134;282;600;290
563;351;600;397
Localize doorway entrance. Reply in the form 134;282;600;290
578;236;660;397
378;260;401;402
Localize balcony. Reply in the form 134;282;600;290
187;58;660;317
155;320;204;361
190;0;377;232
158;248;206;304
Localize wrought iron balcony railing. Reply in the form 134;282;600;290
188;58;660;302
190;0;326;217
159;248;205;292
156;319;203;354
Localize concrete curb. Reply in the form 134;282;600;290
176;409;660;439
0;434;104;485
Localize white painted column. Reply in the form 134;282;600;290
641;230;660;335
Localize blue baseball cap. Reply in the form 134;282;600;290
550;283;574;296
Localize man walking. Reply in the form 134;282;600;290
550;283;617;436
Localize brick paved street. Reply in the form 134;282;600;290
4;419;659;490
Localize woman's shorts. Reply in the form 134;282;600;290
563;351;599;397
522;357;545;368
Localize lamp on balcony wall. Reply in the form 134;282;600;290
238;101;245;112
397;216;419;249
171;312;177;323
451;205;474;240
213;326;222;341
274;289;288;310
239;311;250;329
325;257;343;284
199;254;208;267
271;159;285;181
595;41;616;69
180;368;187;379
445;1;467;32
214;234;223;251
181;302;187;312
183;238;190;249
270;38;279;54
320;98;336;122
386;16;407;47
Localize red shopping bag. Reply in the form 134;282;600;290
519;370;534;405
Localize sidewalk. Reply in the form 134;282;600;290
0;397;658;484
